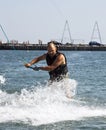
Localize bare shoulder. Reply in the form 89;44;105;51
56;53;66;64
58;53;65;59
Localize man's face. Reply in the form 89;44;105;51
47;44;57;57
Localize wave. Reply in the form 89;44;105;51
0;79;106;126
0;75;6;84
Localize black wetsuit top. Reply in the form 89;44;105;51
46;52;68;81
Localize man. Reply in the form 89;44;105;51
24;41;69;82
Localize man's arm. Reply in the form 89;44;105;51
39;54;65;71
25;54;46;67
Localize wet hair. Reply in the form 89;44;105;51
47;41;58;51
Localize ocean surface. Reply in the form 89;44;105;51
0;50;106;130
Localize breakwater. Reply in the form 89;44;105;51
0;43;106;51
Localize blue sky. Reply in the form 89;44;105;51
0;0;106;44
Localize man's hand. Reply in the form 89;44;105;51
24;63;31;68
33;66;40;71
24;63;40;71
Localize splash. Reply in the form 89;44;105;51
0;79;106;126
0;75;6;84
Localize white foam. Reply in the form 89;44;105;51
0;75;6;84
0;79;106;126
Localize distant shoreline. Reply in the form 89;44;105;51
0;43;106;51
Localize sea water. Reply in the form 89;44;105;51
0;50;106;130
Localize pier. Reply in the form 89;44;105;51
0;42;106;51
